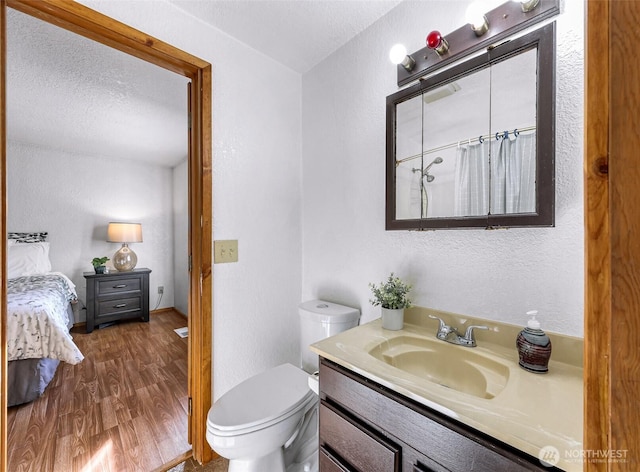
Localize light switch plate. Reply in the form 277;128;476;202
214;240;238;263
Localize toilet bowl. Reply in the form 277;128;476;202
207;364;318;472
206;300;360;472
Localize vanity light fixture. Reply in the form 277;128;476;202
426;31;449;56
393;0;559;87
389;44;416;72
465;2;490;37
513;0;540;12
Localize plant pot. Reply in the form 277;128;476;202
94;266;107;274
381;307;404;330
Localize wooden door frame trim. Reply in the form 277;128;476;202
583;0;640;469
0;0;213;468
584;1;610;470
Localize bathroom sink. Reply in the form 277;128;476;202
368;335;510;399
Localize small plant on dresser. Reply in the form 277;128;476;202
91;256;109;274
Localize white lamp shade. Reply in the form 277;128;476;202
107;222;143;243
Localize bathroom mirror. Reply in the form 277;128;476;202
386;23;555;230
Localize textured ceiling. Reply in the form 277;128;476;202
6;8;189;168
170;0;403;74
6;1;402;167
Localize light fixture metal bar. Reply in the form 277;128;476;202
397;0;559;87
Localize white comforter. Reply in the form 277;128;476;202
7;272;84;364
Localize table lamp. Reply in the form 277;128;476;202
107;222;142;272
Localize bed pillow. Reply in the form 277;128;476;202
8;232;48;243
7;242;52;278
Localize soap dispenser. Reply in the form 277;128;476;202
516;310;552;373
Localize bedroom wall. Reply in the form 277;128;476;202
301;1;585;336
77;0;303;399
7;141;176;320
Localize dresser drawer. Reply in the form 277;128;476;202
98;296;142;316
320;402;399;472
97;276;141;296
84;268;151;333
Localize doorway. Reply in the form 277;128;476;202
0;0;213;468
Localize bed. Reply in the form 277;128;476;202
6;232;84;406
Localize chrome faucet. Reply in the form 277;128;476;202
428;315;488;347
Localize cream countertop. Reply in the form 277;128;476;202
310;307;583;472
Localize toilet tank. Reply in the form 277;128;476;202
299;300;360;373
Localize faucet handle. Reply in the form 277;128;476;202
428;314;447;330
428;315;453;340
463;325;489;346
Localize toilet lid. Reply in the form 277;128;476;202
208;363;314;432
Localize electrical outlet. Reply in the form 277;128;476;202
214;240;239;263
158;286;164;294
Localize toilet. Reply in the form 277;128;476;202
206;300;360;472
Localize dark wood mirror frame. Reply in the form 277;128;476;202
386;23;556;230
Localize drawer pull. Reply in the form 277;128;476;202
113;284;128;289
114;303;127;308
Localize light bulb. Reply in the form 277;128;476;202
426;31;449;56
465;3;485;29
389;44;408;65
466;2;489;36
513;0;540;12
389;43;415;72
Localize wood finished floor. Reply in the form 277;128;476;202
7;310;193;472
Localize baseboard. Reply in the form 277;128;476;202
152;449;192;472
73;307;185;328
151;307;187;318
150;307;176;315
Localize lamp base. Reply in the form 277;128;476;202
113;243;138;272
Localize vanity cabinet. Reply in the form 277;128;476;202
319;358;561;472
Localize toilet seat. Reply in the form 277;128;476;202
207;363;316;437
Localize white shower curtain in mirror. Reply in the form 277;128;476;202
490;132;536;214
454;141;490;216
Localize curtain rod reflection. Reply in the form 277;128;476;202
396;125;536;167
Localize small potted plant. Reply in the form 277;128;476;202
91;256;110;274
369;272;412;330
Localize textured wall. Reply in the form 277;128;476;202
7;141;176;318
77;0;304;398
302;1;585;336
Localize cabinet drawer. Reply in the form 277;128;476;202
320;402;399;472
320;447;352;472
98;296;141;316
97;277;141;296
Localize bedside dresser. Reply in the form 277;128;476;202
84;268;151;333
